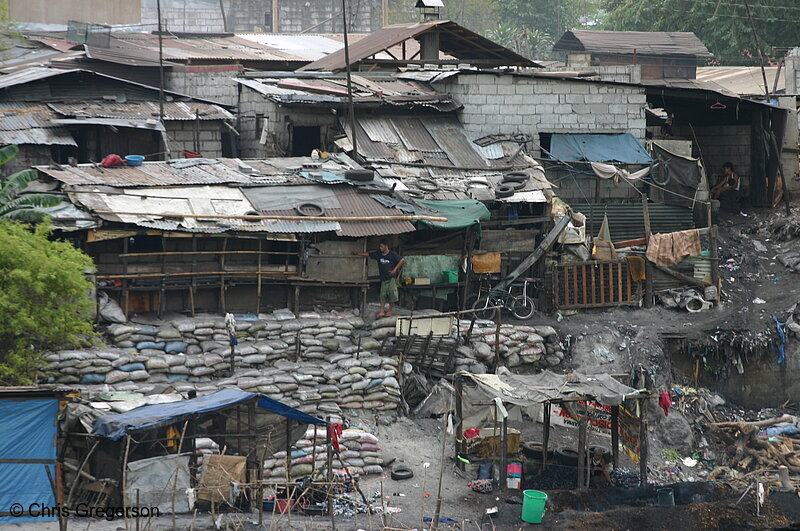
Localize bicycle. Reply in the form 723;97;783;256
470;276;538;320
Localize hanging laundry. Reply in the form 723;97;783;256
646;229;701;266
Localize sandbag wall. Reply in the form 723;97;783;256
44;310;567;419
263;426;384;481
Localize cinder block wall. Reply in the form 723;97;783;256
165;67;242;107
165;121;224;158
542;65;642;84
433;73;648;157
672;124;752;192
141;7;226;32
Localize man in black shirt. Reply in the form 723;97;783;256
354;239;404;318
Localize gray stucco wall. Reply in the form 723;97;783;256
165;68;242;107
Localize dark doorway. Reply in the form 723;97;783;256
291;126;321;156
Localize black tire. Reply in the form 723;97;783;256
414;178;440;192
391;466;414;480
471;295;497;320
555;447;579;467
501;179;526;191
503;171;529;183
522;441;545;460
467;179;490;188
295;203;325;216
511;295;535;320
344;169;374;181
495;183;515;198
588;445;611;458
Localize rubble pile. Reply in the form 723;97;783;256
43;310;567;417
263;426;385;480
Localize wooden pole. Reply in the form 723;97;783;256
611;406;620;468
326;418;335;531
341;0;358;159
577;415;587;489
454;376;464;471
430;410;450;530
642;195;654;308
500;417;508;490
542;402;551;472
639;400;648;486
709;225;720;300
742;0;771;99
492;308;501;372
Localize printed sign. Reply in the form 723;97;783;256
550;400;613;438
617;406;642;462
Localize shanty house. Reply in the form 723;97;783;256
552;30;712;80
0;67;235;174
35;156;485;316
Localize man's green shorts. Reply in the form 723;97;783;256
380;278;399;303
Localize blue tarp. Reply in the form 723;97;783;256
93;389;325;441
549;133;653;164
0;398;59;524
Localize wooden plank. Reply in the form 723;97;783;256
590;263;597;306
599;263;605;305
581;264;587;307
617;263;623;303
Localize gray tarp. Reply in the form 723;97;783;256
124;454;191;514
459;370;644;429
648;143;706;209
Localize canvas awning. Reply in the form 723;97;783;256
549;133;653;164
413;199;490;229
93;388;325;440
458;370;645;428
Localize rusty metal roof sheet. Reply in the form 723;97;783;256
84;33;311;66
48;101;233;121
0;102;76;145
553;30;711;57
0;66;80;89
300;20;540;72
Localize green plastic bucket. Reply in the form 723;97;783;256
442;270;458;283
521;490;547;524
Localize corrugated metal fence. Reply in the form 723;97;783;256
571;202;695;241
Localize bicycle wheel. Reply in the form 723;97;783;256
511;295;535;320
471;295;496;320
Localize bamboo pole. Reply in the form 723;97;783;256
94;210;448;222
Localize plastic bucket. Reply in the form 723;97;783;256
125;155;145;166
657;487;675;508
442;270;458;283
521;490;547;524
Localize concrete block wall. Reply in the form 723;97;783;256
433;73;648;156
542;65;642;84
165;67;242;107
672;124;751;192
238;88;338;158
274;0;380;33
165;120;224;158
141;7;225;32
2;145;52;177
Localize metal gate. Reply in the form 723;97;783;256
553;260;640;309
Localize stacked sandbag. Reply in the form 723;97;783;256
262;426;384;483
458;320;566;369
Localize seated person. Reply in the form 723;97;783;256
590;449;613;486
710;162;742;208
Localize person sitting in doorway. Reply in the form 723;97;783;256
353;239;404;318
590;449;613;487
710;162;742;209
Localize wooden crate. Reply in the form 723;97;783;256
464;427;521;457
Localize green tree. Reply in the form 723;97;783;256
0;221;96;384
602;0;800;65
0;145;61;220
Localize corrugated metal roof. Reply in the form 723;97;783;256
235;34;346;61
38;160;255;186
84;33;311;66
553;30;711;57
0;102;76;145
348;115;551;202
696;66;783;97
300;20;540;72
0;66;79;89
48;101;233;121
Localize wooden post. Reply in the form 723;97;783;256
577;414;587;489
500;417;508;490
642;196;654;308
639;399;648;486
219;237;228;313
454;376;464;471
611;406;620;467
122;237;130;318
709;225;720;300
542;401;551;472
492;308;501;372
256;239;263;315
